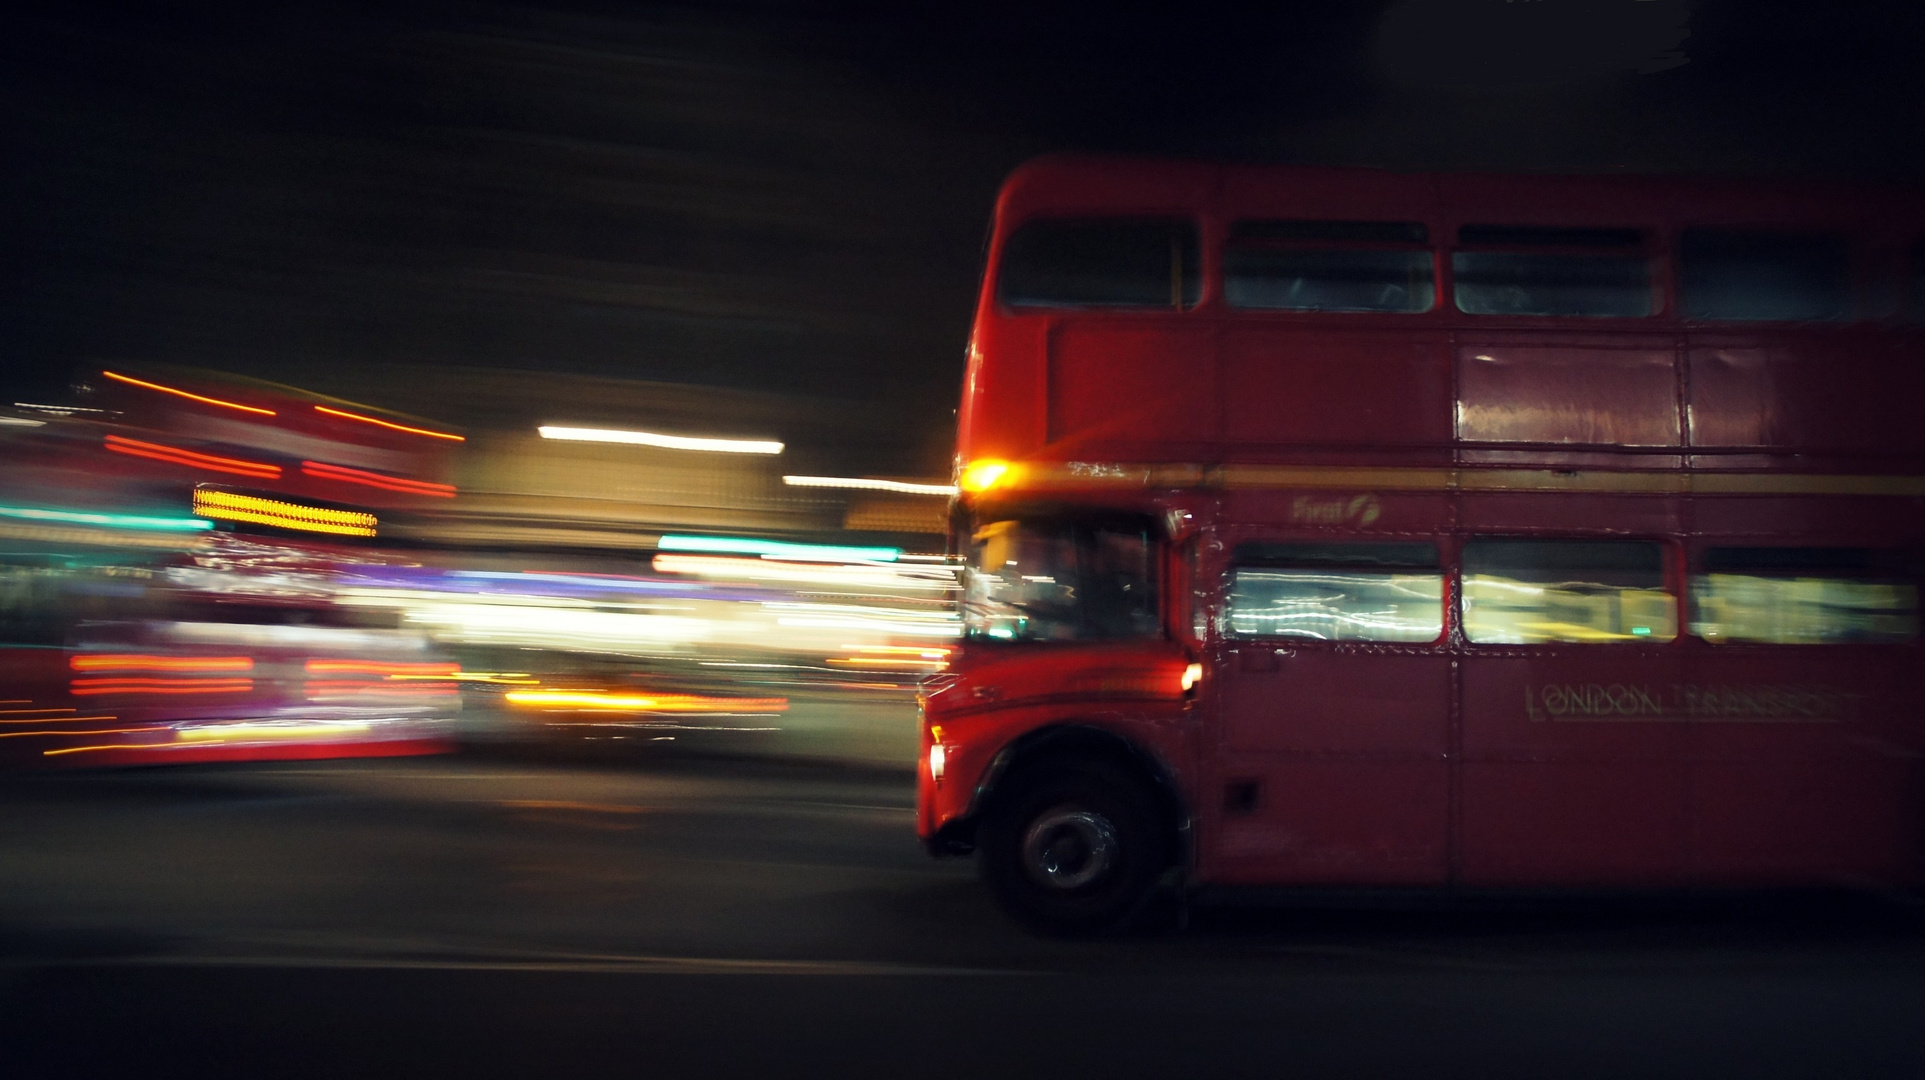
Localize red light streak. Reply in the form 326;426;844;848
102;371;277;416
105;436;281;479
70;678;254;696
300;461;456;498
314;405;464;442
71;654;254;673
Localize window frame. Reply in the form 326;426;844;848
1456;535;1682;648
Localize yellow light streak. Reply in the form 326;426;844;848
45;744;156;757
175;720;374;742
192;489;376;537
504;689;789;712
102;371;276;416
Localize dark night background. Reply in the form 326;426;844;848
5;1;1923;472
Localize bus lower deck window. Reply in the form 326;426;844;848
1224;220;1434;313
1462;538;1676;644
1691;547;1918;644
1226;541;1443;643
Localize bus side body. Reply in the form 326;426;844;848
925;157;1925;906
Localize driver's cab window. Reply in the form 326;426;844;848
964;517;1159;642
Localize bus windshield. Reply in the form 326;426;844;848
963;517;1159;643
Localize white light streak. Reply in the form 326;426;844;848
782;475;957;496
538;425;783;455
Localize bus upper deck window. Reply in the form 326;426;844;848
998;217;1201;310
1462;539;1676;644
1692;547;1918;644
1224;220;1434;313
1226;541;1443;643
1452;225;1654;318
1680;228;1850;322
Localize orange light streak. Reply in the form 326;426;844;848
314;405;464;441
826;657;949;668
45;744;158;757
0;728;149;739
0;707;76;714
71;654;254;673
102;371;277;416
303;659;460;676
1;715;119;724
301;461;457;498
105;436;282;479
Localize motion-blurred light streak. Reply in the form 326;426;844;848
651;553;954;590
314;405;465;441
71;654;254;672
504;689;789;713
192;489;378;537
658;534;900;562
106;436;283;479
301;461;457;498
102;371;277;416
537;425;783;455
0;503;213;532
782;475;958;496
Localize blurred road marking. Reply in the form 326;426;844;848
40;952;1026;977
499;799;647;815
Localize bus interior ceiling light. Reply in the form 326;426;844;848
657;534;902;562
537;425;784;455
314;405;465;442
0;502;212;532
101;371;276;416
192;489;378;537
782;475;958;496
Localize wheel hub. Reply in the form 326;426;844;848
1021;807;1118;890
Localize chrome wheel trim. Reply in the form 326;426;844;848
1021;806;1118;891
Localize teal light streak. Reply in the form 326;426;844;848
658;534;901;563
0;503;213;532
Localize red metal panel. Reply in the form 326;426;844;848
1459;652;1690;884
1207;761;1449;885
1222;329;1450;450
1456;343;1680;447
1688;336;1925;458
1046;320;1217;457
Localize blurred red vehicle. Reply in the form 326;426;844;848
921;157;1925;932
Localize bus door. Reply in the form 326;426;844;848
1456;537;1690;884
1200;533;1451;885
1683;539;1921;883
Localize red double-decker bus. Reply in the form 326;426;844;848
919;156;1925;932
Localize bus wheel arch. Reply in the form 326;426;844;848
971;724;1187;935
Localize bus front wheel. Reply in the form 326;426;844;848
978;761;1171;935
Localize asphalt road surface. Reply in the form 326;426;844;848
4;754;1924;1078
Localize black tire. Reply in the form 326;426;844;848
978;760;1172;936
